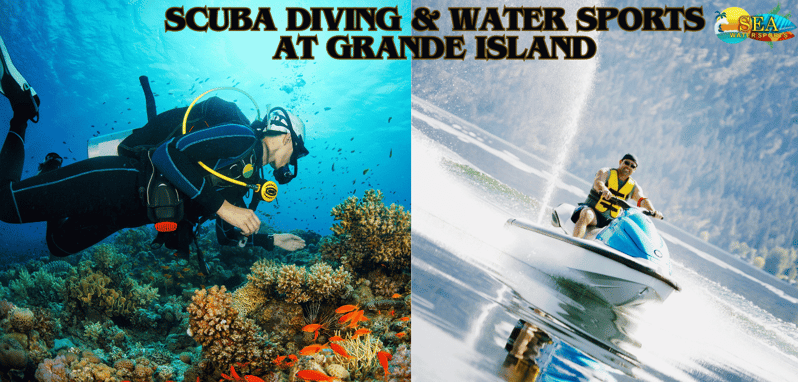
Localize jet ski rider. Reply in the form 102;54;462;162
0;34;306;258
571;153;663;238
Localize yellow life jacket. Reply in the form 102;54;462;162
594;169;636;218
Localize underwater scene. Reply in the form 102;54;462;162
0;1;410;382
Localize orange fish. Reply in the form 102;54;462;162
399;316;410;321
351;328;371;339
230;366;242;381
299;344;325;356
303;323;322;340
396;332;406;338
244;376;264;382
389;310;395;316
272;355;286;365
347;310;367;328
161;265;170;270
391;293;402;298
338;309;359;323
329;343;351;358
335;304;358;314
284;354;298;367
328;336;345;342
377;351;392;377
295;370;335;381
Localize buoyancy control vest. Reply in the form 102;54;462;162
589;169;636;218
119;97;263;221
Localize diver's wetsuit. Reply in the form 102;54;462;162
0;97;272;256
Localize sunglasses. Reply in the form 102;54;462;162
623;160;637;169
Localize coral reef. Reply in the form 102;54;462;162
82;321;127;349
0;188;411;382
35;355;69;382
41;261;72;275
0;337;27;373
387;344;410;382
321;189;411;274
330;333;383;380
186;285;274;369
9;268;65;307
230;282;268;318
8;307;35;333
90;244;127;272
63;263;159;321
367;270;410;299
248;260;352;304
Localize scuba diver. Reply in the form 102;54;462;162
0;35;307;269
571;153;663;238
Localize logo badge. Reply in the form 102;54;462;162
714;5;796;45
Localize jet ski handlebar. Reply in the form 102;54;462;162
606;196;663;219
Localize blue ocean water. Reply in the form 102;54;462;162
0;0;411;258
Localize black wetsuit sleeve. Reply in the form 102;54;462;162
151;124;259;214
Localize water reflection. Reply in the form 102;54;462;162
501;318;620;382
501;319;552;381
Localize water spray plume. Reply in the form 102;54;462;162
535;60;599;225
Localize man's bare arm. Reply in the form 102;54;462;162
593;168;613;200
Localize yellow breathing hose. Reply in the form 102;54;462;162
181;87;277;202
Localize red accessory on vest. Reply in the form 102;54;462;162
637;197;647;207
155;221;178;232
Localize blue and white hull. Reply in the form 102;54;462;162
504;206;680;306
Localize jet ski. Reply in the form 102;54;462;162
505;197;680;306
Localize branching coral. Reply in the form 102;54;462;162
321;189;410;274
186;285;274;369
90;243;126;271
330;333;383;380
248;260;351;304
9;268;65;307
113;226;156;256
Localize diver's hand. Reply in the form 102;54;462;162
601;189;613;200
274;233;306;251
216;201;260;236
